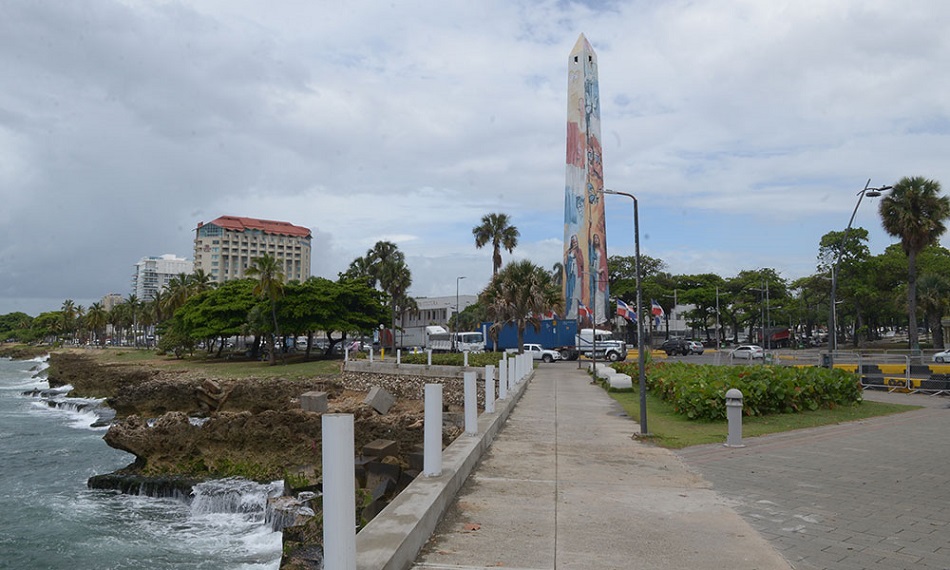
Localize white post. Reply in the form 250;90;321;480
464;371;477;435
369;348;374;363
397;349;401;365
498;359;508;399
423;383;443;476
344;346;349;361
484;365;495;413
463;350;469;367
427;349;432;366
322;414;356;569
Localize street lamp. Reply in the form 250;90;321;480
829;179;891;355
602;188;648;435
454;276;466;352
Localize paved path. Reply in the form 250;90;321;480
413;364;791;570
677;390;950;570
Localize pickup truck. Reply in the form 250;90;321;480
507;343;562;363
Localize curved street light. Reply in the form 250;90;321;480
601;188;648;435
829;179;891;356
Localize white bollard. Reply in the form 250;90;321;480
322;414;356;569
463;350;469;367
369;348;374;363
397;349;401;365
484;365;496;413
427;349;432;366
464;371;477;435
423;383;443;476
344;346;349;361
725;388;745;448
498;359;508;399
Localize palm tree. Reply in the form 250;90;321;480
879;176;950;350
61;299;77;343
165;273;191;316
188;269;215;295
378;258;412;350
480;259;562;353
86;302;108;347
550;261;564;289
246;253;286;365
473;213;520;277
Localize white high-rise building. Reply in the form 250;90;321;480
194;216;312;284
131;254;194;301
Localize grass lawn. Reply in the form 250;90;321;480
78;347;343;380
606;384;918;449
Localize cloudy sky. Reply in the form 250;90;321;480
2;0;949;316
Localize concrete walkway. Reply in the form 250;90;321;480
413;364;792;569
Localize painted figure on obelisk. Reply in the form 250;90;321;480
563;33;609;324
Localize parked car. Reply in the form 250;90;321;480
687;340;704;355
729;345;764;360
660;338;690;356
933;350;950;363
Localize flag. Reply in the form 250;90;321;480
651;299;664;327
615;299;635;321
577;302;592;319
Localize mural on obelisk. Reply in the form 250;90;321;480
563;33;609;324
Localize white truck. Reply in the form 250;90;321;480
424;326;485;353
574;328;627;362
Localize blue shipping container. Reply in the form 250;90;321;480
481;319;578;351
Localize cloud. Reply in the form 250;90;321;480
1;0;948;315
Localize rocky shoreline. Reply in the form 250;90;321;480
29;349;467;569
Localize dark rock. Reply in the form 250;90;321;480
87;472;200;500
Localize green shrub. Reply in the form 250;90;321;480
612;362;862;421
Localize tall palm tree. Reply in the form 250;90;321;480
86;302;108;347
246;254;285;365
879;176;950;350
345;241;412;349
188;269;215;296
472;213;520;277
165;273;191;316
480;259;562;353
61;299;77;343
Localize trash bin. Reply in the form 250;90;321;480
820;352;833;368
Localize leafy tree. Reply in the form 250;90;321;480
879;176;950;350
246;254;286;365
472;212;520;277
174;279;259;356
480;260;562;353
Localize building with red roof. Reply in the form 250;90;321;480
194;216;312;284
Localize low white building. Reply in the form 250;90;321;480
393;295;478;348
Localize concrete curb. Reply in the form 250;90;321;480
354;370;533;570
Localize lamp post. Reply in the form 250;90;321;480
602;188;648;435
829;179;891;355
454;276;466;353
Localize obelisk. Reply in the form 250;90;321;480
563;33;608;323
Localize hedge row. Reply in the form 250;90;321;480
612;361;862;420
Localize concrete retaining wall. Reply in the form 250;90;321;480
345;359;486;379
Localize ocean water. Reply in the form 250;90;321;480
0;356;283;569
